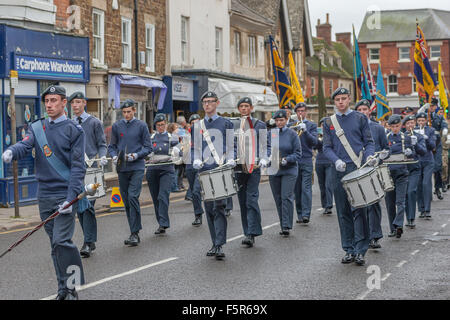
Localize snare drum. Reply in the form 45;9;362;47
198;165;238;202
341;167;384;209
84;167;106;200
376;165;394;192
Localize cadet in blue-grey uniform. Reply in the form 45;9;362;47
355;99;389;249
323;88;376;266
185;114;205;226
234;97;270;247
402;115;427;229
69;91;108;258
315;118;334;215
384;115;415;239
146;113;181;235
415;112;436;219
268;109;302;236
429;98;448;200
281;104;297;127
2;85;86;300
108;99;152;246
291;102;318;224
192;91;236;260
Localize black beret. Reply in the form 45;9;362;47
403;115;416;125
332;87;350;100
201;91;218;101
388;114;402;125
237;97;252;108
154;113;167;124
188;114;200;123
416;112;428;119
41;85;66;102
273;110;287;119
120;99;135;109
294;102;307;112
281;104;293;111
431;97;439;106
355;99;371;110
401;106;414;114
68;91;86;103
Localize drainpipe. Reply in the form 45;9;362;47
134;0;139;72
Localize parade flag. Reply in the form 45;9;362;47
438;60;448;118
352;26;372;101
414;22;437;105
375;64;392;120
288;51;305;104
269;36;295;108
366;55;377;111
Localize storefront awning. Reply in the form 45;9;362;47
208;78;279;113
108;74;167;109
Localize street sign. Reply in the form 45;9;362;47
10;70;19;89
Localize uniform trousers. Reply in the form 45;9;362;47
146;169;172;228
118;170;144;234
385;168;408;232
294;162;313;219
269;173;297;230
236;169;263;237
76;200;97;243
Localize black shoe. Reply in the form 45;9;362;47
302;217;310;224
419;212;426;219
279;229;290;236
55;291;67;300
185;195;193;202
242;235;254;247
124;233;140;246
323;208;333;215
154;226;166;234
80;243;92;258
215;246;225;260
396;227;403;238
206;246;217;256
435;189;443;200
55;289;78;300
89;242;96;251
369;239;381;249
388;230;397;238
355;254;365;266
225;210;232;217
443;185;448;193
425;212;432;219
192;216;202;226
409;219;416;228
341;253;355;264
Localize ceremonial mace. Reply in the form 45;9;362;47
0;183;101;259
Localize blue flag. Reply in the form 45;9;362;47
353;27;371;101
375;64;391;120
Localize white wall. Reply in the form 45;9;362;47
0;0;56;26
167;0;230;72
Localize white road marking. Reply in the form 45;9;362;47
227;222;280;242
442;224;447;228
41;257;178;300
381;273;391;282
227;234;245;242
262;222;280;230
411;250;420;256
356;289;373;300
432;232;439;236
422;241;429;246
396;260;408;268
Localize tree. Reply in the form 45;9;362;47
317;57;327;121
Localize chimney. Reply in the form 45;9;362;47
336;32;352;51
316;14;332;45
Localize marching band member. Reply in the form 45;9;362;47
292;102;318;224
385;115;415;239
281;104;297;127
108;99;152;247
192;91;236;260
323;88;375;266
235;97;269;248
355;99;389;248
402;115;426;229
2;85;86;299
69;92;107;258
185;114;205;226
146;114;181;235
315;118;334;215
268;110;302;237
415;112;436;219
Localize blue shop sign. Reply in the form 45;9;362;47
15;54;85;81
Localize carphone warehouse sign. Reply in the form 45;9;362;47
15;55;85;81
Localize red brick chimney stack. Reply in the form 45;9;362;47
316;14;332;45
336;32;352;51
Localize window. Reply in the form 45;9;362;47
329;80;333;97
234;32;241;65
388;75;398;94
311;78;315;95
215;27;223;69
121;18;132;69
370;48;380;61
92;9;105;65
412;77;417;93
248;36;257;67
399;47;410;61
430;46;441;59
145;24;155;72
181;16;189;64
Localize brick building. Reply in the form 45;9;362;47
358;9;450;112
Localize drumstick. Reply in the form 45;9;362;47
87;157;113;162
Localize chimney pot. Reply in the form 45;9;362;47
326;13;329;24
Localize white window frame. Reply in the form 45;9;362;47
248;35;257;68
121;17;132;69
145;24;155;72
215;27;223;69
92;9;105;66
430;46;441;60
412;77;418;96
387;75;398;95
369;48;380;63
398;47;410;62
234;31;241;65
181;16;189;65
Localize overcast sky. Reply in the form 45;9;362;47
308;0;450;40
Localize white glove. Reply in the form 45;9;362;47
405;148;413;157
58;201;73;215
113;156;118;165
2;150;12;163
367;156;379;167
226;159;236;168
281;158;288;166
126;153;138;162
423;134;429;140
410;135;418;146
443;128;448;136
193;159;203;170
100;156;108;166
379;149;390;160
172;147;181;156
298;123;307;131
335;159;346;172
259;158;269;168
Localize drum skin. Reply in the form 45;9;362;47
198;166;238;202
341;167;384;209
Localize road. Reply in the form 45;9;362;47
0;181;449;300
